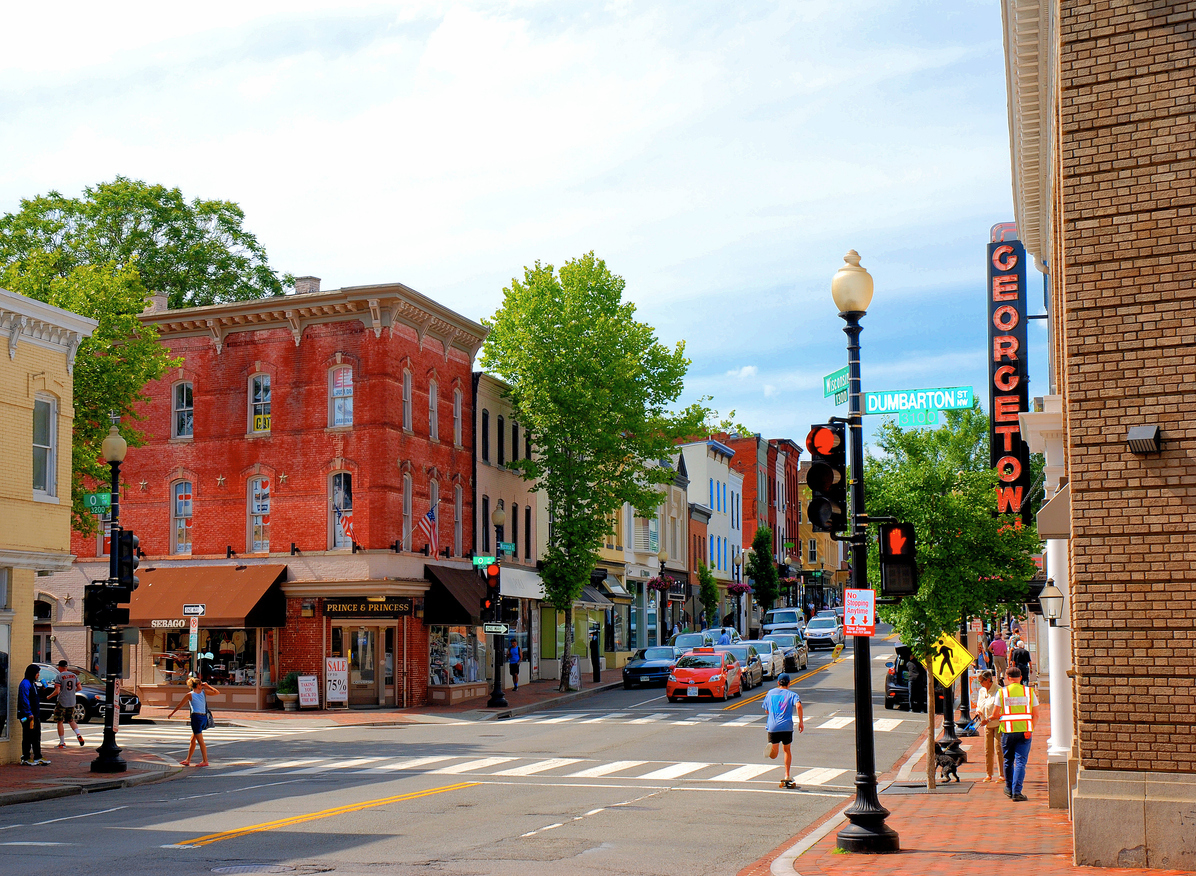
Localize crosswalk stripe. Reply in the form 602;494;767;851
637;761;710;780
430;757;516;775
626;713;668;725
579;713;628;723
791;767;848;785
491;758;584;776
354;756;455;773
564;760;647;778
223;758;325;776
705;764;776;782
816;717;854;730
288;757;384;774
724;715;765;726
873;718;903;732
536;716;577;724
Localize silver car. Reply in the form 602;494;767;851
804;615;845;649
740;639;785;678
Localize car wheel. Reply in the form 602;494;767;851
884;698;895;710
72;702;90;724
719;684;728;702
735;681;743;698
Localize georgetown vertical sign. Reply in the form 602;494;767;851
987;233;1033;524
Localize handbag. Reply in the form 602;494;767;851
204;707;215;731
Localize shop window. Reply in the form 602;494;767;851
249;476;270;552
606;604;628;652
0;621;8;741
402;369;412;431
402;473;412;550
428;380;438;440
330;366;353;427
385;627;395;687
173;382;193;438
453;389;463;446
497;415;505;466
96;509;112;557
524;505;532;560
480;409;490;462
250;374;271;433
172;481;193;555
32;395;56;497
454;485;463;556
151;628;262;686
429;626;482;686
332;472;354;549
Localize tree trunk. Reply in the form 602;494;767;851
559;604;575;692
926;660;936;790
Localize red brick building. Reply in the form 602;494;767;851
51;278;489;710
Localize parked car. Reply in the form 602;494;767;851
670;631;715;651
804;615;844;649
34;663;142;724
667;648;742;702
740;639;785;679
714;645;763;690
622;646;680;689
883;645;946;713
762;608;806;635
763;632;809;672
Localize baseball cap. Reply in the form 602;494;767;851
57;659;68;668
777;673;791;686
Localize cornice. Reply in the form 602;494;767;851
0;287;98;374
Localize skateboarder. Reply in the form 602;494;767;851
762;673;804;788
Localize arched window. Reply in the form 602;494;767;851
481;409;490;462
249;477;270;552
511;504;519;561
425;480;439;550
524;505;532;559
402;473;413;551
331;472;354;549
454;485;463;556
330;366;353;427
250;374;271;433
172;481;193;555
497;416;505;466
428;380;439;440
481;495;491;552
402;369;412;431
172;382;193;438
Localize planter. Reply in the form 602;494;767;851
277;692;299;711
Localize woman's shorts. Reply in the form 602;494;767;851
768;730;794;745
190;713;206;734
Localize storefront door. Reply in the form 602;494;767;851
347;626;379;706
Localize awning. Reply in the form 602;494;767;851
424;564;485;625
128;564;287;628
598;574;632;603
500;566;546;601
577;585;613;609
1037;482;1071;539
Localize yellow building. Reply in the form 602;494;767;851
0;287;96;764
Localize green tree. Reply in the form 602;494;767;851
745;524;780;611
2;254;176;535
865;404;1042;659
481;253;707;689
697;561;720;630
0;177;292;309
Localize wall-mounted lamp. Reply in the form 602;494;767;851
1127;424;1162;455
291;542;300;556
226;545;236;559
301;598;315;618
391;540;401;553
1039;578;1065;627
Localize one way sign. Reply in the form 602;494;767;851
843;588;875;637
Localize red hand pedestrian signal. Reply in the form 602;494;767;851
878;522;917;598
888;527;907;555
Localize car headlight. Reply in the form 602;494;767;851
668;673;676;682
709;674;722;683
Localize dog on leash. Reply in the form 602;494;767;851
936;752;961;783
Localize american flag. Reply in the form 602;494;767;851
338;511;357;545
417;507;437;554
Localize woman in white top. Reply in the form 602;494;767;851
168;676;220;767
973;669;1004;782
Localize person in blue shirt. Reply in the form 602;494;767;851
762;673;804;788
17;664;49;766
508;639;521;691
716;630;732;646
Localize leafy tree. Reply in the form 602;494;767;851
481;253;707;689
2;255;176;535
865;404;1042;659
0;177;292;309
745;524;780;611
697;561;720;630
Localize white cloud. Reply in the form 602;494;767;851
727;365;758;379
763;384;778;397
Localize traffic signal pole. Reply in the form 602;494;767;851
92;455;126;774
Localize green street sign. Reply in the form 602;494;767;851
472;556;497;566
83;492;111;513
833;389;848;406
824;366;849;398
863;386;974;415
497;541;516;553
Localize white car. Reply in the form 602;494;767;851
762;608;806;635
741;639;785;678
804;615;845;649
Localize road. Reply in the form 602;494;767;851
0;633;915;876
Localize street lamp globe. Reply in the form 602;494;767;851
491;506;506;528
831;249;874;314
657;548;669;565
101;424;127;464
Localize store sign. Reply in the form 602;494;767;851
298;675;320;707
986;232;1033;524
326;657;348;703
150;619;187;628
323;597;414;617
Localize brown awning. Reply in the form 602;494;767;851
424;564;485;625
128;564;287;628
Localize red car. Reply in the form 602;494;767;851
666;648;743;702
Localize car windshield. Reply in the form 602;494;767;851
743;641;772;652
676;655;723;669
641;648;675;661
767;611;799;624
816;609;835;617
719;647;752;662
765;635;796;647
808;618;837;629
72;668;104;686
673;634;707;648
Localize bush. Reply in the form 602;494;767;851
277;671;300;694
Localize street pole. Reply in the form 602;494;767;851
91;450;126;773
487;520;508;709
832;252;898;854
958;614;971;723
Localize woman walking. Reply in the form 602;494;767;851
168;676;219;767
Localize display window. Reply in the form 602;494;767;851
151;628;268;686
429;625;485;686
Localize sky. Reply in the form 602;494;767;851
0;0;1049;445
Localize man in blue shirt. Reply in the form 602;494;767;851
762;673;804;788
716;630;732;646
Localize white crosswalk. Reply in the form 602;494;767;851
80;724;324;749
494;711;912;731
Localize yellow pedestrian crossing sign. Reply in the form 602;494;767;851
930;634;973;686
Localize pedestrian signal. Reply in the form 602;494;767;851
806;423;847;533
878;522;918;597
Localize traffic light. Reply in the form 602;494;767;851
878;522;919;597
114;530;140;601
82;581;131;628
482;562;501;621
806;423;847;533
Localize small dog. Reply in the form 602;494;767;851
936;752;961;783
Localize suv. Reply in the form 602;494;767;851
883;645;945;713
762;608;806;635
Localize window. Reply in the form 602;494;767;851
524;505;532;559
428;380;439;440
497;415;505;466
481;496;491;552
249;477;270;552
172;481;193;555
332;472;354;549
709;534;714;566
427;480;439;550
250;374;271;433
454;485;463;556
481;409;490;462
402;370;412;431
453;389;463;446
97;509;112;557
709;478;714;509
330;366;353;427
402;474;413;551
173;382;193;438
511;504;518;561
809;538;817;564
511;422;519;462
32;395;55;497
525;430;531;460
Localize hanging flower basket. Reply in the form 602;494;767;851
725;581;752;596
646;576;672;593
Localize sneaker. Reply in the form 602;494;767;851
782;778;798;789
34;759;51;766
56;742;67;749
77;736;85;747
765;743;777;760
19;759;33;766
1012;793;1028;802
1004;787;1012;798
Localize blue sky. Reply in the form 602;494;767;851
0;0;1049;444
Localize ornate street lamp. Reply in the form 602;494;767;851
92;420;127;774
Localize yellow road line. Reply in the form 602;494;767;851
170;781;478;848
722;661;832;711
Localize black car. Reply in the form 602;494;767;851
763;632;809;672
883;646;945;713
622;647;681;689
34;663;142;724
714;645;764;690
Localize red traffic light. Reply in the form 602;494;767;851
806;425;842;456
486;563;500;581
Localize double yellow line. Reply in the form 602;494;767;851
723;659;838;711
171;781;478;848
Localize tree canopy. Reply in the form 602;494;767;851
0;177;291;309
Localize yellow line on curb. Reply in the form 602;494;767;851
168;782;478;848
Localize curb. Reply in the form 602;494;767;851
484;680;625;721
0;752;184;809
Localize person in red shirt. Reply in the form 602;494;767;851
989;632;1008;682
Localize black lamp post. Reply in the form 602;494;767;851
487;504;508;709
832;250;899;853
92;422;127;774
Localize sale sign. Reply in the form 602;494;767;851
325;657;348;704
843;588;875;637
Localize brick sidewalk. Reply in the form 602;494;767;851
748;711;1195;876
0;741;179;806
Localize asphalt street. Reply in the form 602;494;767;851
0;631;916;876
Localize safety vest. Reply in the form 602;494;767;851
998;682;1035;733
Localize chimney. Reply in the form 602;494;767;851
293;276;321;295
142;292;169;314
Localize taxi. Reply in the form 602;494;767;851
666;647;742;702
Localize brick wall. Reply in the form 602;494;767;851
1060;0;1196;773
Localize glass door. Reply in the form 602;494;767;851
348;627;378;706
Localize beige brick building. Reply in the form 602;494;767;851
0;287;96;764
1003;0;1196;868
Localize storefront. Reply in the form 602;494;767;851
500;566;544;687
324;597;413;707
424;564;489;704
596;573;633;668
128;564;287;711
538;585;612;679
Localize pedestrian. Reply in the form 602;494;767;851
50;660;85;749
762;672;804;788
996;666;1037;801
906;655;923;712
507;638;521;691
17;664;49;766
989;632;1008;682
974;669;1004;782
168;676;219;767
716;629;731;646
1010;638;1033;685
